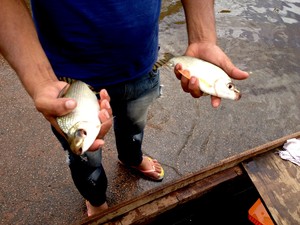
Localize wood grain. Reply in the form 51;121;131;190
243;150;300;225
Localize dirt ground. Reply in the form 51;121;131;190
1;0;300;224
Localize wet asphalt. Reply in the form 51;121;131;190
1;0;300;224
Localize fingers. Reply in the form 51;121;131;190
34;81;77;118
87;106;112;152
99;89;113;133
98;104;113;139
210;47;249;81
87;89;113;152
211;96;221;108
48;98;77;137
99;89;112;116
229;67;249;80
174;63;183;80
174;63;203;98
99;89;111;103
88;139;106;152
188;76;202;98
52;98;77;116
219;56;249;81
32;80;79;142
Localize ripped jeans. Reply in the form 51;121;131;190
52;69;160;206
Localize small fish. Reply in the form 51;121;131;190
56;81;101;155
168;56;241;100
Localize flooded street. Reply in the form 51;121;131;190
1;0;300;224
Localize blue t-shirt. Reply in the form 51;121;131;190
31;0;161;88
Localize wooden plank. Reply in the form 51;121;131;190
175;166;243;204
110;166;243;225
117;194;179;225
243;150;300;225
82;131;300;225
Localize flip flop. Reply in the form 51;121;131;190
134;156;164;181
120;156;164;182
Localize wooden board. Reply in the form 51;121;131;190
117;166;243;225
243;149;300;225
82;132;300;225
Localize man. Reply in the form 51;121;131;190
0;0;248;217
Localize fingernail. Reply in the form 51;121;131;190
65;100;76;109
190;77;196;85
102;89;108;97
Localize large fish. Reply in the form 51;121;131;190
167;56;241;100
56;81;101;155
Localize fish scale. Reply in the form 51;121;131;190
56;81;101;155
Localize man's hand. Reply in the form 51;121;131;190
33;80;77;134
174;42;249;107
33;81;113;152
88;89;113;151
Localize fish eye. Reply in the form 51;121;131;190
227;83;235;90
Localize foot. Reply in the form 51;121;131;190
86;201;108;217
133;156;164;181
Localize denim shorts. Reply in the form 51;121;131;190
52;69;160;206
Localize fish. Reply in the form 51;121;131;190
56;80;101;155
167;56;241;100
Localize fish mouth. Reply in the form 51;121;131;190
68;121;101;155
74;129;87;155
234;89;241;100
235;92;242;100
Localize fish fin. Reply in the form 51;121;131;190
163;53;175;62
153;53;175;70
178;69;191;79
57;83;70;98
178;69;212;90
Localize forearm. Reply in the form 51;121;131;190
181;0;217;44
0;0;57;99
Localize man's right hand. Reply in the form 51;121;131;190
33;81;113;152
33;80;77;136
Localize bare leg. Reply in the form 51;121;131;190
86;201;108;217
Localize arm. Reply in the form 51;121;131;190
0;0;77;134
178;0;249;107
0;0;112;151
182;0;217;45
0;0;59;98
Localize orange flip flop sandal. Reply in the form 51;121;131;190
132;156;164;181
120;156;164;182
